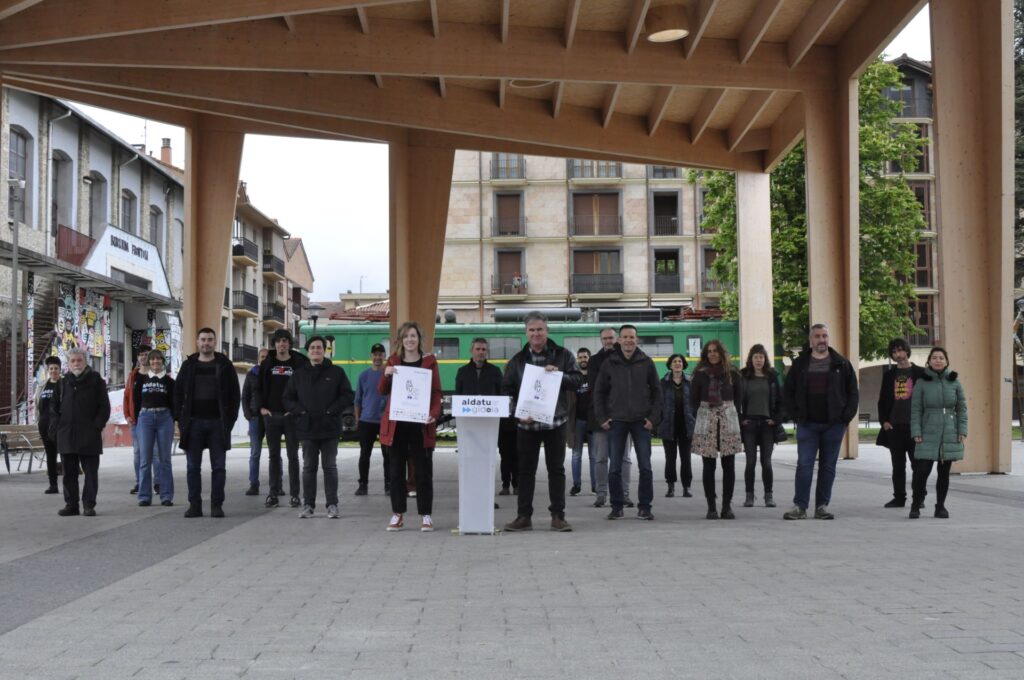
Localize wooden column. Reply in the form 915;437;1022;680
388;136;455;350
931;0;1013;473
182;115;244;349
735;171;774;361
804;81;860;458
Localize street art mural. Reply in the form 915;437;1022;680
55;283;109;367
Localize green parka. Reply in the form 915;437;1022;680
910;368;967;461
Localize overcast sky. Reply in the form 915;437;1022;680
75;6;931;302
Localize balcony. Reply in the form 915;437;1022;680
491;156;525;180
262;301;286;329
654;274;681;294
648;166;681;179
492;273;528;296
262;252;285;280
701;273;723;293
56;224;95;267
233;343;260;365
653;215;680;236
569;160;622;179
231;290;259;318
571;273;623;295
290;300;302;316
221;342;230;356
491;215;526;237
224;287;229;308
232;237;259;266
571;214;622;236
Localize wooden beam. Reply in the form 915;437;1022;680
602;83;621;128
498;78;507;109
552;80;564;118
6;66;764;171
788;0;846;68
428;0;439;38
625;0;651;54
764;93;804;171
738;0;784;64
837;0;927;79
437;76;446;98
733;128;770;152
0;18;837;92
355;7;369;34
647;85;675;136
282;15;296;32
0;0;42;21
500;0;510;43
564;0;581;49
728;90;773;151
0;0;411;50
683;0;719;59
690;87;727;144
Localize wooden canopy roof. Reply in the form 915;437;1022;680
0;0;924;171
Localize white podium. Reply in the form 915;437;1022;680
453;395;510;535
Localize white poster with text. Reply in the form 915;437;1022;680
388;366;433;423
514;363;562;425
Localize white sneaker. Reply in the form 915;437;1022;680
387;513;404;531
299;505;314;519
326;504;339;519
420;515;434;532
407;490;417;498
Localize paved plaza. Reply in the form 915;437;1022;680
1;438;1023;680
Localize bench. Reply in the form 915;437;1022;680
0;425;47;474
858;412;872;428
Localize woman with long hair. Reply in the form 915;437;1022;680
909;347;967;519
378;321;442;532
132;349;176;507
690;339;743;519
739;344;782;508
658;353;694;498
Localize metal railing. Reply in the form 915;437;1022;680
291;300;302;316
492;273;528;295
224;287;229;308
571;273;623;294
232;290;259;314
569;160;622;178
491;215;526;236
263;302;286;324
654;274;681;293
232;237;259;261
570;214;622;235
648;165;681;178
653;214;679;235
221;342;230;356
262;253;285;277
701;273;723;292
491;155;525;179
55;224;95;266
234;344;260;364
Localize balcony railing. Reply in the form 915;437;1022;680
648;166;680;179
570;160;622;179
234;343;260;364
232;290;259;314
653;214;680;235
262;253;285;277
221;342;230;356
701;273;722;292
572;273;624;294
224;287;229;308
291;300;302;316
263;302;286;324
491;215;526;236
491;156;525;180
571;214;622;235
232;237;259;262
654;274;681;293
492;273;528;295
56;224;95;267
910;324;942;347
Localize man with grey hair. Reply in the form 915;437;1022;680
782;323;859;520
587;326;634;508
501;311;583;532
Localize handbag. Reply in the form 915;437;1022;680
773;422;788;443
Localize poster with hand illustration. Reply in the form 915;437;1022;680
388;366;433;423
514;363;562;425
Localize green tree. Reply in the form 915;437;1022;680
693;59;924;360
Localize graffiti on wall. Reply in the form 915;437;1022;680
55;283;110;367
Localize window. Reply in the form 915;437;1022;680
111;267;151;289
562;336;601;356
494;249;525;294
493;193;524;235
8;129;28;225
915;240;934;288
150;206;164;256
485;337;522;359
88;172;108;239
697;186;714;233
491;153;525;179
572;249;623;294
702;248;720;292
637;336;674;357
432;337;460;359
908;180;933;230
51;150;74;235
910;295;936;346
120;189;137;233
652;191;680;235
649;165;680;179
914;123;931;174
653;250;681;293
571;192;620;235
570;160;621;178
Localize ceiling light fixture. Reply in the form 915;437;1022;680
646;5;690;43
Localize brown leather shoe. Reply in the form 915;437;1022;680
498;486;511;496
550;516;573;532
503;515;532;532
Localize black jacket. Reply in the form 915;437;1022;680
455;361;503;396
739;372;784;422
282;361;354;440
253;351;310;414
875;363;926;446
241;366;260;421
658;373;695;441
174;352;240;450
50;366;111;456
585;345;615;429
784;347;859;426
501;339;583;426
593;347;662;425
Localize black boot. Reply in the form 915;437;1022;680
57;504;79;517
184;502;203;518
720;502;736;520
934;505;949;519
665;482;675;498
705;499;718;520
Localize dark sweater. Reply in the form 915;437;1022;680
257;352;310;414
133;373;175;412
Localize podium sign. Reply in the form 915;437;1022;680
453;396;510;535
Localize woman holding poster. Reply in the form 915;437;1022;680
378;321;442;532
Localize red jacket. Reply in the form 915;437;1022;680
123;367;142;423
378;353;442;448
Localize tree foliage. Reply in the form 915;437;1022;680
693;59;924;360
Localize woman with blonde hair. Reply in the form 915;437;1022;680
690;339;743;519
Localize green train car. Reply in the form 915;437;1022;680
297;320;740;393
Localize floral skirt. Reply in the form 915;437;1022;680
691;402;743;458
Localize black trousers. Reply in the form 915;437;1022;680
516;426;567;519
912;459;952;508
498;418;518;488
663;437;693;487
43;435;59;487
388;424;433;515
62;454;99;508
357;421;390;486
265;413;301;497
885;424;917;502
741;417;774;494
702;455;735;507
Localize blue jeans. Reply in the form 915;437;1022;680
185;418;227;507
248;417;264;487
136;409;175;502
131;422;141;485
793;422;847;509
571;419;594;489
608;420;653;511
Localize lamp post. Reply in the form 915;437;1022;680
308;301;325;335
8;178;25;424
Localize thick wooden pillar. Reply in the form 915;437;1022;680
804;81;860;458
735;171;774;362
183;116;244;349
388;137;455;350
931;0;1013;473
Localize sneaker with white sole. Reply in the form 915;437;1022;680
387;513;404;531
299;505;314;519
421;515;434;532
327;504;339;519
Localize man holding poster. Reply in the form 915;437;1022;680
502;311;583;532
